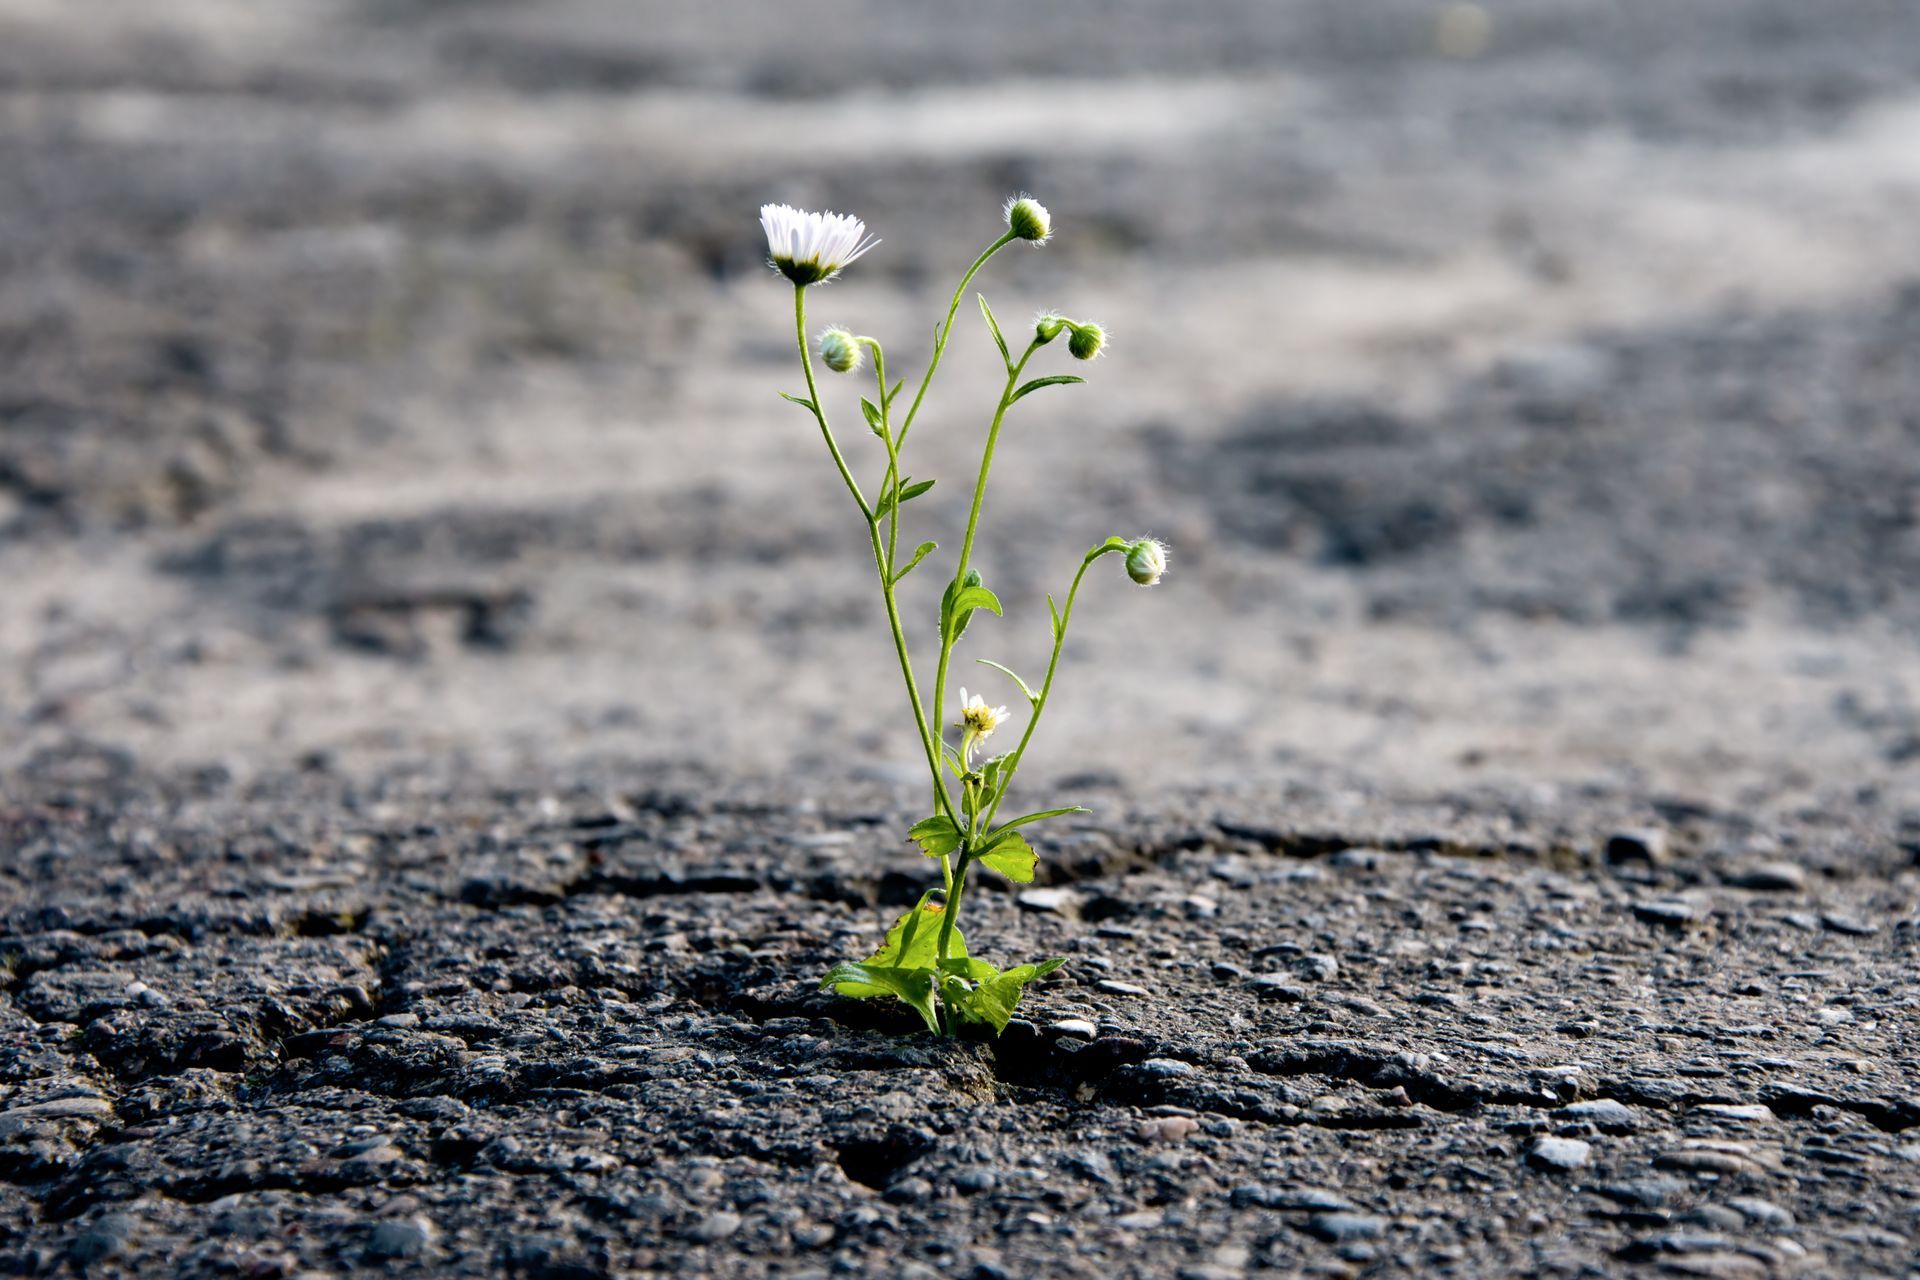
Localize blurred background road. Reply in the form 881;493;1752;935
4;0;1920;824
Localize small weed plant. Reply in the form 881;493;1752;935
761;196;1167;1036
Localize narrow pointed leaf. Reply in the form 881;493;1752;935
987;806;1091;838
861;397;885;435
779;392;816;412
975;658;1039;706
977;294;1010;365
1010;374;1086;404
885;377;905;407
893;541;938;584
1047;593;1062;642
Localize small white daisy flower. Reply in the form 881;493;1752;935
956;686;1009;759
760;203;880;287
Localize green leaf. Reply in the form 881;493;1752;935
949;584;1003;620
939;740;969;780
954;958;1066;1033
1085;535;1129;563
874;478;935;522
977;294;1010;365
823;893;971;1033
943;571;985;643
861;397;885;436
979;753;1009;805
989;806;1091;837
821;961;939;1034
884;378;905;407
975;658;1039;706
1047;593;1062;643
907;815;961;857
893;541;938;584
1010;374;1086;403
976;832;1036;883
939;955;998;983
779;392;816;413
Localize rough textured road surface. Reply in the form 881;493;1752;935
3;2;1920;1277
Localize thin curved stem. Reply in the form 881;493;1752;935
793;287;958;835
929;341;1039;809
895;231;1017;449
982;549;1116;831
793;286;869;519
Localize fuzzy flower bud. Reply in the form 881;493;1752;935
1067;320;1106;361
1004;194;1052;244
1125;537;1168;586
1034;312;1068;344
817;327;862;374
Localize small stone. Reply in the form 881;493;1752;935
1527;1137;1592;1171
1209;961;1246;980
1269;1188;1357;1212
1606;828;1669;865
1047;1018;1097;1039
1302;1212;1384;1243
1593;1177;1686;1208
1095;979;1147;996
1247;974;1308;1002
1726;863;1805;892
1655;1149;1763;1176
378;1013;421;1028
4;1097;113;1122
953;1168;996;1195
1182;896;1218;919
1724;1197;1793;1228
70;1213;137;1264
1820;912;1878;936
1137;1116;1199;1142
1017;888;1074;914
1560;1099;1639;1132
1291;954;1339;982
685;1211;743;1243
366;1216;435;1260
1113;1209;1163;1230
1693;1103;1774;1123
1632;899;1700;928
884;1176;932;1205
1139;1058;1197;1078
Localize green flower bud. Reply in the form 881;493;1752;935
818;327;862;374
1124;537;1168;586
1067;320;1106;361
1004;194;1052;244
1034;312;1068;344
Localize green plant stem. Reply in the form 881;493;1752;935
929;340;1039;820
981;549;1114;831
895;231;1017;450
793;286;959;841
793;285;869;518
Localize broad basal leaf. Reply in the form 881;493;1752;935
954;958;1066;1033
